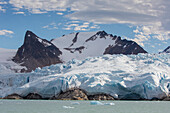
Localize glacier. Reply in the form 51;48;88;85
0;48;26;74
0;53;169;99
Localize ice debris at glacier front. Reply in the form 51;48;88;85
90;101;103;105
0;53;169;99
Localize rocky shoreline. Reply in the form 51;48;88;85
2;88;170;101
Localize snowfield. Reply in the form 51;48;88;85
0;48;25;74
0;53;170;99
52;31;120;62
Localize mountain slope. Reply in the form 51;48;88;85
162;46;170;53
13;31;62;72
52;31;147;62
11;30;147;72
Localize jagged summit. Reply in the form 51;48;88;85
96;30;108;37
13;30;62;72
24;30;52;47
52;31;147;62
12;30;147;72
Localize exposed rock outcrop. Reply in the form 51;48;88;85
161;46;170;53
85;31;147;55
121;93;145;100
56;88;88;100
88;93;114;100
103;37;147;55
51;88;115;100
24;93;42;99
2;90;169;101
13;30;62;72
162;96;170;101
3;93;23;99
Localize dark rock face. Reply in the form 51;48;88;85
13;30;62;72
63;32;86;54
3;93;23;99
85;31;108;42
163;97;170;101
24;93;42;99
64;46;85;53
88;93;114;100
162;95;170;101
53;88;115;100
121;93;144;100
162;46;170;53
104;38;147;55
56;88;88;100
70;32;79;46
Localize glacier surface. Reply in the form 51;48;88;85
0;53;169;99
0;48;26;74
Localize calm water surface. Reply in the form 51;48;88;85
0;100;169;113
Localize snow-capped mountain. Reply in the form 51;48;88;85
52;31;147;62
0;54;169;100
11;30;147;72
0;31;169;100
12;31;62;72
162;46;170;53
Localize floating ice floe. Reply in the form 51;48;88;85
90;101;103;105
104;103;115;106
63;106;74;109
71;102;80;105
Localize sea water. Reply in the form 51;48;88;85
0;100;169;113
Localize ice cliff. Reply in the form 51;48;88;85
0;53;169;99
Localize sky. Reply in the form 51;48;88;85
0;0;170;53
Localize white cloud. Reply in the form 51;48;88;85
0;30;14;37
0;1;7;5
0;1;7;12
63;22;100;31
9;0;67;14
131;21;170;46
13;12;25;14
43;22;58;30
8;0;170;44
56;12;63;15
0;6;5;12
7;0;168;25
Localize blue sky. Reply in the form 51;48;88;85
0;0;169;53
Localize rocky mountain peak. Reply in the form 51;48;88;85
13;30;62;72
96;30;108;37
24;30;38;44
12;30;148;72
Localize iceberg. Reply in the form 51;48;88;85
104;103;115;106
90;101;103;105
63;106;74;109
0;54;169;100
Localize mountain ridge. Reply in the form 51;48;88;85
12;30;147;72
162;46;170;53
51;30;147;62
